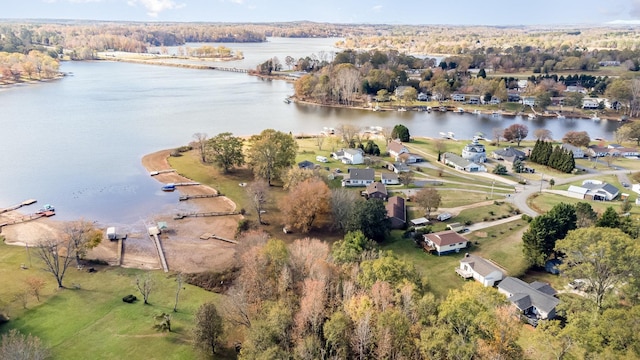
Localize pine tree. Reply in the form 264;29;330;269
530;139;541;163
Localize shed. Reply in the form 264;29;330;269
107;227;117;241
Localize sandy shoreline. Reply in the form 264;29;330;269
1;149;240;273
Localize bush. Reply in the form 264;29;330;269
0;312;9;324
464;220;472;226
122;294;137;303
236;219;251;236
488;211;495;216
183;268;240;293
522;214;532;222
176;145;192;153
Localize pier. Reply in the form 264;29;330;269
174;182;200;187
199;233;238;244
174;211;240;220
148;227;169;273
0;199;37;214
149;169;176;176
209;66;249;73
178;194;221;201
0;211;54;228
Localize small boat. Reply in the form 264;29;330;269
492;110;502;117
426;106;432;112
283;98;292;104
473;109;481;115
474;132;486;140
527;113;536;120
457;108;465;113
397;107;407;112
162;183;176;192
439;106;447;112
591;113;601;121
556;112;566;119
439;132;455;139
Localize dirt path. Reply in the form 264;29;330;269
1;150;241;273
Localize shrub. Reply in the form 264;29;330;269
521;214;532;222
176;145;192;153
236;219;251;236
464;220;472;226
488;211;495;216
122;294;137;303
183;268;240;293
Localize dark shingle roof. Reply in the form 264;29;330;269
498;277;559;314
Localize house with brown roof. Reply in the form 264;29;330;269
423;230;469;255
364;182;387;200
386;196;406;229
456;254;506;287
388;140;410;158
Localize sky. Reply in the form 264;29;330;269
4;0;640;25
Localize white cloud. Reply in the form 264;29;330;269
128;0;186;17
231;0;244;4
372;5;382;12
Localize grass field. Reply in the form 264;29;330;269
381;219;528;298
528;192;639;216
0;240;229;359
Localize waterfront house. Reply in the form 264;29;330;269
498;277;559;323
342;168;375;187
587;145;609;158
386;196;406;229
456;254;506;287
522;97;536;106
423;230;469;255
582;98;600;109
492;147;526;163
461;139;487;163
388;140;410;158
561;143;585;158
442;152;486;172
452;93;466;102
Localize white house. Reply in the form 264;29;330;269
387;140;410;158
461;139;487;163
442;152;486;172
452;93;466;102
522;97;536;106
423;230;469;256
498;277;560;322
582;98;600;109
569;180;620;201
381;172;400;185
342;148;364;165
561;143;585;158
341;168;375;187
456;254;506;287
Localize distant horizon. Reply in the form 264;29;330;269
5;0;640;26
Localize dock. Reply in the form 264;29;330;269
174;211;240;220
148;227;169;273
174;182;200;187
179;194;221;201
150;169;176;176
0;199;37;214
0;211;54;228
199;233;238;244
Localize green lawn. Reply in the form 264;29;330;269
381;219;528;298
528;192;639;215
0;241;228;359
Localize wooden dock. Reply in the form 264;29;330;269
174;211;239;220
0;211;53;228
150;233;169;273
210;66;249;73
175;182;200;187
150;169;176;176
199;233;238;244
179;194;221;201
0;199;37;214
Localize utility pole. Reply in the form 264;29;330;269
539;173;544;193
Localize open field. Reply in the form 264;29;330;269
528;192;639;216
0;240;230;359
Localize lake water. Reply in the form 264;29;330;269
0;38;622;226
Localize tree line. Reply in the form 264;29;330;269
529;139;576;173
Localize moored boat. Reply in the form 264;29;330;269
162;183;176;192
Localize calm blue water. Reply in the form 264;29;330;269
0;38;622;225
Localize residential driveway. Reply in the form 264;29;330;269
466;214;523;233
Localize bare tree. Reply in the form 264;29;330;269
379;126;393;145
220;285;252;328
135;273;155;305
173;273;184;312
35;237;75;288
492;127;503;146
352;311;373;360
414;188;442;219
25;277;46;302
398;171;414;187
336;124;360;146
247;180;270;225
64;220;102;268
330;188;359;231
192;132;208;163
0;329;49;360
534;128;553;141
316;134;325;151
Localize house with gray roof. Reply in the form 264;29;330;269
561;143;585;158
492;147;526;163
456;254;505;287
342;168;375;187
442;152;486;172
568;180;620;201
498;276;560;322
461;139;487;163
381;172;399;185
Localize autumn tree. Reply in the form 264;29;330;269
247;180;270;225
331;230;376;264
565;91;585;112
556;227;640;311
414;188;441;219
503;124;529;146
534;128;552;141
206;132;245;173
64;219;103;268
281;178;331;233
615;120;640;145
247;129;298;185
562;131;590;147
192;132;208;163
194;302;224;356
25;277;46;302
35;237;76;288
398;170;414;187
433;139;447;161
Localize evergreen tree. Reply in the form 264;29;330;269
478;68;487;78
597;207;621;228
522;203;576;267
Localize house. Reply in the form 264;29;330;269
492;147;526;163
488;96;501;105
298;160;316;170
565;85;587;94
507;92;521;102
614;147;640;158
561;143;585;158
461;139;487;163
582;98;600;109
452;93;466;102
569;180;620;201
398;153;424;164
550;96;565;106
517;80;529;90
456;254;506;287
498;277;560;323
417;92;430;101
468;96;481;105
386;196;406;229
364;182;388;200
442;152;486;172
522;97;536;106
388;140;410;158
388;162;411;173
587;145;609;158
381;172;400;185
342;148;364;165
341;168;375;187
423;230;469;255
